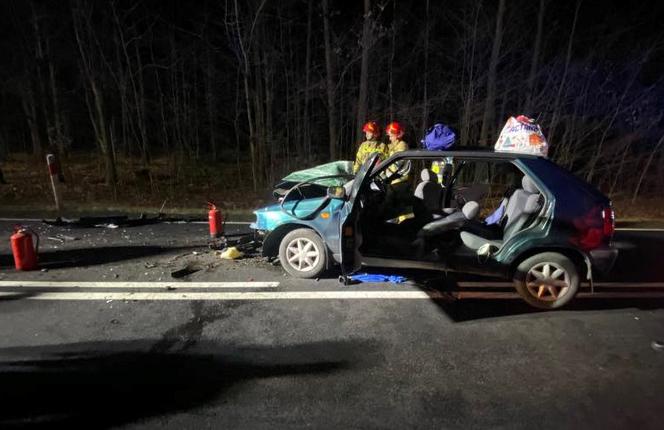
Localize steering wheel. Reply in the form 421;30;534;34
369;175;387;194
280;174;354;220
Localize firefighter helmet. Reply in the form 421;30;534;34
362;121;380;136
385;121;404;137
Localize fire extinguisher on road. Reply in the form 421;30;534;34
10;226;39;271
208;202;224;239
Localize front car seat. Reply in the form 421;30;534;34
413;169;444;222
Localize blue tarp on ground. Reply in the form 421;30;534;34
348;273;407;283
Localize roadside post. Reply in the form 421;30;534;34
46;153;62;213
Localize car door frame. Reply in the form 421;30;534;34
340;152;455;274
339;153;382;275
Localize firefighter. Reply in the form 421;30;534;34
380;121;412;222
353;121;389;173
384;121;410;183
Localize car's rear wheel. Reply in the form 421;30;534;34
279;228;326;278
513;252;579;309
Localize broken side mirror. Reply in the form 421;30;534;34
327;186;346;200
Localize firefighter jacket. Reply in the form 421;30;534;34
353;139;389;173
385;140;410;184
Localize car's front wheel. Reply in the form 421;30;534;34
278;228;327;278
513;252;579;309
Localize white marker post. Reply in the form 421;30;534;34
46;154;62;213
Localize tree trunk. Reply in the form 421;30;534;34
90;80;117;187
460;3;481;146
72;2;117;190
388;0;396;120
421;0;430;135
20;84;42;155
548;0;581;147
302;0;313;161
479;0;506;146
355;0;371;143
206;44;217;161
323;0;338;160
524;0;546;114
632;135;664;202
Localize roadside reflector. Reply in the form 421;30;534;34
602;207;615;236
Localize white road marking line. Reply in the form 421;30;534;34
616;228;664;231
0;218;43;222
593;282;664;288
186;221;252;225
456;281;664;288
0;290;450;300
0;281;279;289
0;218;253;225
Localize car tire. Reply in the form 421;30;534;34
279;228;327;278
513;252;579;309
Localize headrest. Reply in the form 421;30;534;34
524;194;541;214
420;169;435;182
522;175;538;194
462;201;479;219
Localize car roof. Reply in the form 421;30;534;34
392;147;541;160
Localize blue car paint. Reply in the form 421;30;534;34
252;197;345;257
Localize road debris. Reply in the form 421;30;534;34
98;223;120;229
42;214;204;229
220;247;244;260
652;341;664;352
171;263;201;278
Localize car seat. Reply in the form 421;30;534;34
413;169;443;222
460;175;542;250
417;201;480;238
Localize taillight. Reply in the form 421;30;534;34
602;207;615;236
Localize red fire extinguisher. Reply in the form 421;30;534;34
10;226;39;271
208;202;224;239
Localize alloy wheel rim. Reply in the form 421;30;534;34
525;262;571;302
286;238;320;272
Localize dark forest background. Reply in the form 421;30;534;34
0;0;663;210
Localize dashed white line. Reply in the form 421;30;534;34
615;228;664;232
0;281;279;289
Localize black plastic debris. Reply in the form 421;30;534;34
171;263;200;279
42;214;204;229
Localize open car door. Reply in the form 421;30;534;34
339;154;381;276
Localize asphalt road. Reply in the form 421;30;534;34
0;219;663;429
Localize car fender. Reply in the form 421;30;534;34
262;223;332;268
509;246;592;285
